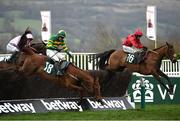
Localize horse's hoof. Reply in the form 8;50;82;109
77;101;82;106
169;91;173;95
169;85;174;95
168;89;173;95
97;99;105;105
169;90;173;95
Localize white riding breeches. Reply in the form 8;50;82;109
46;49;66;62
6;43;19;53
122;45;142;53
6;35;21;53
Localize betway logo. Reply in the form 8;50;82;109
0;103;35;113
87;99;126;110
41;99;83;111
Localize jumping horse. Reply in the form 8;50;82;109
1;28;103;103
94;42;177;94
13;47;103;104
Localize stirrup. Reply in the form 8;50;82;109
57;71;61;75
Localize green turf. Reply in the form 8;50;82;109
0;104;180;120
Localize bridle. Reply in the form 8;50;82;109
166;44;176;63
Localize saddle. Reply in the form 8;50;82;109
125;50;148;64
44;58;70;76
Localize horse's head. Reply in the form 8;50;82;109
18;27;33;51
165;42;177;63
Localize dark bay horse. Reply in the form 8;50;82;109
94;42;177;94
31;42;46;55
14;47;103;103
0;53;25;72
0;61;18;74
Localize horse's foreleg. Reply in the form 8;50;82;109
93;79;101;100
157;69;173;94
93;79;104;105
68;84;84;105
153;72;172;94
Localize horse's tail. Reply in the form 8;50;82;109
96;49;115;69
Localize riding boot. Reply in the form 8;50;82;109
55;62;62;76
134;52;141;63
138;51;146;63
137;54;142;63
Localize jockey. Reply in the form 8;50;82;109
46;29;73;62
6;29;34;63
6;32;34;53
122;28;147;54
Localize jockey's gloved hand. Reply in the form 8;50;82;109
67;51;73;58
56;48;63;52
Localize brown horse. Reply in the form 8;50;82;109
14;47;103;104
31;42;46;55
0;56;24;72
94;42;177;94
0;61;15;70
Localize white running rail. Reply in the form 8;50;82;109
0;53;179;77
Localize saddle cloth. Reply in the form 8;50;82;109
44;58;70;76
125;51;147;64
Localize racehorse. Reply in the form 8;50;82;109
0;59;26;73
31;42;46;55
14;47;103;104
94;42;177;94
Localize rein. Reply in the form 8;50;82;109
149;49;159;54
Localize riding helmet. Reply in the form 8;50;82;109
134;28;143;36
57;30;67;38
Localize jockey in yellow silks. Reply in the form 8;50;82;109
46;29;73;62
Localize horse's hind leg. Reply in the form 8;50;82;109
157;69;173;94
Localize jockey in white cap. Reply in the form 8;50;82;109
6;32;33;53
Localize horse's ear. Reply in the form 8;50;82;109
25;26;30;32
166;41;169;45
25;26;31;34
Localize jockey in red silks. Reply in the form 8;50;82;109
122;28;147;54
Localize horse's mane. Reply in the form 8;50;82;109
153;44;167;51
22;47;35;55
